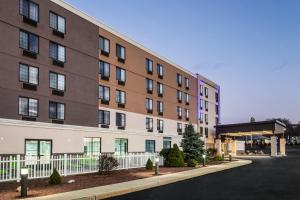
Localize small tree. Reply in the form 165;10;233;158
167;144;185;167
181;124;204;162
49;168;61;185
98;154;119;174
145;158;153;170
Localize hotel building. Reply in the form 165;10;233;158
0;0;220;156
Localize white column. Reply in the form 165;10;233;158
280;138;286;156
231;140;237;156
215;139;222;156
270;136;277;157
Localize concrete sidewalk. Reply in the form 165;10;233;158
30;160;252;200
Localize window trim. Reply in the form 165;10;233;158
116;67;126;84
99;35;110;55
18;96;39;117
49;41;66;63
99;85;110;103
49;71;66;92
116;112;126;128
146;58;153;74
145;140;156;153
116;89;126;105
19;30;39;54
49;101;65;120
49;11;66;34
157;119;164;132
116;43;126;61
19;0;40;23
84;137;101;155
25;139;52;156
19;63;39;85
146;117;153;131
157;64;164;78
99;110;110;126
99;60;110;80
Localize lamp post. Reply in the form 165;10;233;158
229;152;232;162
155;157;159;175
20;167;29;197
202;154;206;167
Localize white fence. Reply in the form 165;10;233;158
0;153;163;182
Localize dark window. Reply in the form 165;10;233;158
25;139;52;156
185;77;189;89
19;97;38;117
163;137;171;149
177;90;182;102
115;138;128;154
19;63;38;85
177;123;182;134
199;127;204;137
199;113;204;123
157;64;164;78
146;98;153;112
19;30;39;53
49;101;65;120
146;58;153;74
116;90;126;105
116;67;126;83
177;73;182;86
49;11;65;34
157;119;164;132
200;85;203;96
49;72;65;91
216;105;219;115
205;87;208;97
99;85;110;102
157;101;164;114
185;108;189;120
116;113;126;128
145;140;155;153
157;82;163;96
84;137;101;156
185;93;189;104
99;110;110;125
205;114;208;125
99;60;110;80
19;0;39;22
146;117;153;131
99;36;110;54
215;92;219;103
146;78;153;93
200;99;203;110
49;42;65;62
116;44;125;61
205;127;208;138
177;106;182;118
205;100;209;111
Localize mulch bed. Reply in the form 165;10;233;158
0;167;193;200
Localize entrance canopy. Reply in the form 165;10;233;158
215;120;286;137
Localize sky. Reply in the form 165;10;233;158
65;0;300;124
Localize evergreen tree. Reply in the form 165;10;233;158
181;124;204;161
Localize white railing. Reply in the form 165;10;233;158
0;153;163;182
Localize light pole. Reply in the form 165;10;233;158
229;152;232;162
155;157;159;175
20;167;29;197
202;154;206;167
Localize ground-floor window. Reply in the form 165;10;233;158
115;138;128;154
145;140;155;153
25;139;52;156
84;137;101;156
163;137;172;149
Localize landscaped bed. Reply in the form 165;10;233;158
0;161;227;200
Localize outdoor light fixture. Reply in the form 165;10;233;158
20;167;29;197
229;152;232;162
202;154;206;167
155;157;159;175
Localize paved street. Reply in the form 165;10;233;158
108;147;300;200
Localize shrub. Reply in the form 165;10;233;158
49;168;61;185
214;155;224;161
98;154;119;174
187;159;198;167
166;144;185;167
145;158;153;170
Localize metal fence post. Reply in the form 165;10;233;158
16;154;21;182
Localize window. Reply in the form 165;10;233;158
157;82;163;96
199;127;204;137
49;72;65;91
186;108;190;120
99;36;110;54
115;138;128;154
205;101;209;111
157;101;163;114
200;99;203;110
84;137;101;156
204;87;208;97
25;139;52;156
205;127;208;138
185;93;189;104
116;90;126;105
19;97;38;117
157;64;164;78
99;85;110;102
146;78;153;93
216;105;219;115
99;60;110;80
49;42;65;62
49;101;65;120
200;113;204;123
19;30;39;54
177;106;182;118
157;119;164;132
19;63;38;85
146;58;153;74
116;44;125;61
200;85;203;96
185;78;189;89
146;98;153;112
116;67;126;84
116;113;126;128
177;73;182;86
20;0;39;22
205;114;208;125
50;12;65;34
177;90;182;102
163;137;171;149
177;123;182;134
145;140;155;153
99;110;110;125
146;117;153;131
215;92;219;103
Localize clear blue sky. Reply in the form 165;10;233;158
65;0;300;124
